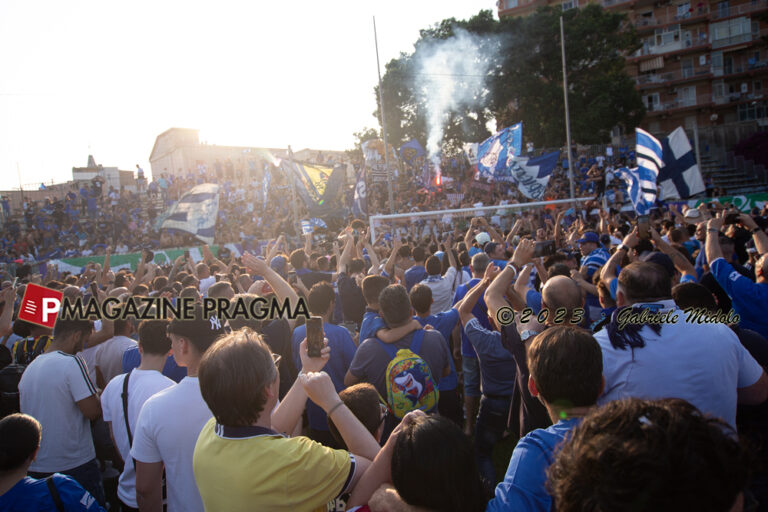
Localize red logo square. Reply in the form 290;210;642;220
18;283;64;329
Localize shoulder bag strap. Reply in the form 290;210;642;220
122;370;133;446
46;476;66;512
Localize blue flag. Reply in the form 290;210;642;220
475;123;523;182
353;168;368;218
658;127;705;199
506;151;560;199
159;183;220;244
615;166;657;215
399;139;426;165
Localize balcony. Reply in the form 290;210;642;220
636;66;712;87
646;94;713;114
713;92;766;105
712;32;754;49
635;36;709;58
634;7;710;31
710;0;768;20
601;0;634;7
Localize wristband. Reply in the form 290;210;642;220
707;228;719;233
617;243;627;252
327;401;345;418
506;262;519;278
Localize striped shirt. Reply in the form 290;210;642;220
580;247;610;279
19;351;98;472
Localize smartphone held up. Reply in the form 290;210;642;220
306;316;324;358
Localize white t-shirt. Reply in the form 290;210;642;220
199;276;216;295
131;376;212;512
422;266;459;316
101;369;175;508
95;335;137;385
19;351;98;472
76;345;100;386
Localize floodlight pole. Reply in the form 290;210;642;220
560;16;576;205
374;16;395;214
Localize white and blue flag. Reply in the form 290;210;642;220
159;183;219;244
475;123;523;182
506;151;560;199
262;166;271;206
615;166;657;215
658;126;705;199
300;218;328;235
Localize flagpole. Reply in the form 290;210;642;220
373;16;395;214
286;146;301;237
560;16;576;205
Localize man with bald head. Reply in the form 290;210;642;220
484;239;584;436
593;261;768;430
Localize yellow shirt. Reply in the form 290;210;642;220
193;418;354;512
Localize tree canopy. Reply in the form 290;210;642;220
373;6;645;151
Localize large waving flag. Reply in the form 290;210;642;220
399;139;426;165
159;183;219;244
633;127;663;205
658;127;705;199
353;167;368;217
282;160;345;214
506;151;560;199
475;123;523;182
615;167;657;215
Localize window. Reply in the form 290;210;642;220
682;58;694;78
684;116;697;130
725;55;733;74
655;25;681;46
506;0;519;8
645;93;661;111
712;51;723;75
713;79;725;97
738;100;768;121
710;17;752;46
561;0;577;10
679;86;696;106
677;2;691;19
717;1;730;17
755;80;762;92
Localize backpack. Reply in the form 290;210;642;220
376;330;439;419
11;335;52;366
0;336;52;418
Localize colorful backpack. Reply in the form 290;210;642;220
376;330;439;419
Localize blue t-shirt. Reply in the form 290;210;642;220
292;322;357;430
415;309;460;391
526;289;542;314
487;418;581;512
464;318;516;397
404;265;428;292
360;309;386;343
453;278;492;358
0;475;105;512
122;347;186;383
711;257;768;339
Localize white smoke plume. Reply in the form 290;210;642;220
414;28;499;176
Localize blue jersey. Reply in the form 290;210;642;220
0;475;105;512
711;257;768;339
360;309;386;343
415;309;460;391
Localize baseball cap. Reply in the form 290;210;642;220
684;209;702;220
270;255;286;276
475;232;491;246
167;303;228;352
640;251;675;278
576;232;600;244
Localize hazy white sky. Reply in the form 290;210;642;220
0;0;492;188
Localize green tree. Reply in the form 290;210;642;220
375;6;644;150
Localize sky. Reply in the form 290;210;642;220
0;0;493;188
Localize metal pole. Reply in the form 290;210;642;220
373;16;395;214
693;122;702;179
560;16;576;204
286;146;301;237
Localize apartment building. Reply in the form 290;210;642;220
498;0;768;135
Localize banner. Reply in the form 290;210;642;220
666;193;768;212
399;139;426;165
353;168;368;217
475;123;523;182
49;244;244;274
159;183;219;244
506;152;560;199
282;161;345;215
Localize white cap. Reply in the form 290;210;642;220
475;232;491;245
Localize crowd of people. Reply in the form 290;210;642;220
0;171;766;511
0;143;665;272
